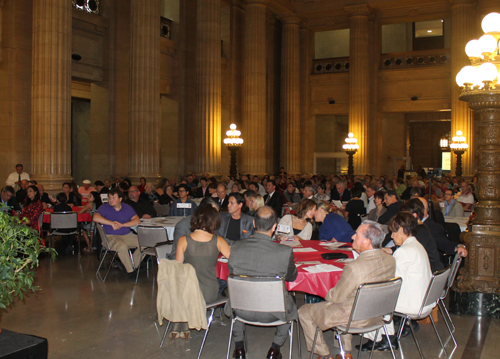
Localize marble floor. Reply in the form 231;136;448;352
1;253;499;359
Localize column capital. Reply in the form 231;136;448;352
344;4;373;17
279;14;302;26
450;0;476;6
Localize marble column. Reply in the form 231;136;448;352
345;4;372;175
242;0;267;175
128;0;161;183
31;0;72;191
195;0;222;174
451;0;475;177
280;15;301;174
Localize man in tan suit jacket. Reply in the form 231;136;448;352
298;221;396;359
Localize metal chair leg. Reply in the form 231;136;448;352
160;320;171;347
197;308;215;359
103;252;117;281
429;313;447;355
296;319;302;359
438;302;458;352
310;327;320;359
288;321;294;359
226;318;235;359
368;329;379;359
408;319;425;359
439;300;455;332
383;325;398;359
357;334;364;359
95;249;108;276
135;255;141;285
396;316;407;359
337;330;346;359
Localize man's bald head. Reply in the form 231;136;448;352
254;206;277;234
417;197;429;217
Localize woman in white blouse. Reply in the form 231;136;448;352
276;199;316;240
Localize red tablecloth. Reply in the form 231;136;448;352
217;240;353;298
42;207;92;224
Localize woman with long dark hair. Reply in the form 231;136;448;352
20;185;44;233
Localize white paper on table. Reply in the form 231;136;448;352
319;241;343;248
293;247;318;252
280;240;302;247
332;200;343;208
303;264;343;273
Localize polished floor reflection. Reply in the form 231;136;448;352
0;253;498;359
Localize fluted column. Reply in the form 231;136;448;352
345;5;372;175
451;0;475;177
280;15;301;174
195;0;222;174
128;0;161;182
242;0;267;175
31;0;72;190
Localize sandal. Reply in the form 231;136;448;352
169;331;179;339
179;331;190;340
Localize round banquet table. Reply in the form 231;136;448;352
217;240;354;298
42;207;92;223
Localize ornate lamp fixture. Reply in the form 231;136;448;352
223;124;243;178
452;12;500;313
439;135;450;151
342;133;359;175
449;131;468;176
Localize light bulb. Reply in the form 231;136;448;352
482;12;500;33
230;124;236;130
465;39;482;58
478;62;498;82
478;34;498;54
459;65;478;85
456;131;463;136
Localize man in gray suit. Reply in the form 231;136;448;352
219;193;254;244
226;206;297;359
298;221;396;359
168;197;220;260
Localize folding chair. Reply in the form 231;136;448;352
47;212;79;251
157;260;227;359
436;253;462;352
395;267;451;359
226;275;301;359
95;224;136;281
309;277;403;359
135;225;172;284
154;241;174;264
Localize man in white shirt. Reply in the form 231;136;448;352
457;182;475;210
365;185;377;212
6;164;30;190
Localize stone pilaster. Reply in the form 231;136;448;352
195;0;222;174
451;0;475;177
128;0;161;183
31;0;72;190
280;15;301;174
345;4;372;175
242;0;267;175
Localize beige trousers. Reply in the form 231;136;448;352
299;303;352;356
107;233;142;273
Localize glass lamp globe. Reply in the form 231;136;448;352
465;39;482;58
478;34;498;54
482;12;500;33
456;65;477;86
478;62;498;82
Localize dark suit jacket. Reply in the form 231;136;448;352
226;232;298;321
416;224;444;273
331;189;351;202
194;186;211;199
217;195;229;210
228;232;297;281
263;192;284;217
423;218;456;255
219;212;254;243
378;201;402;224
